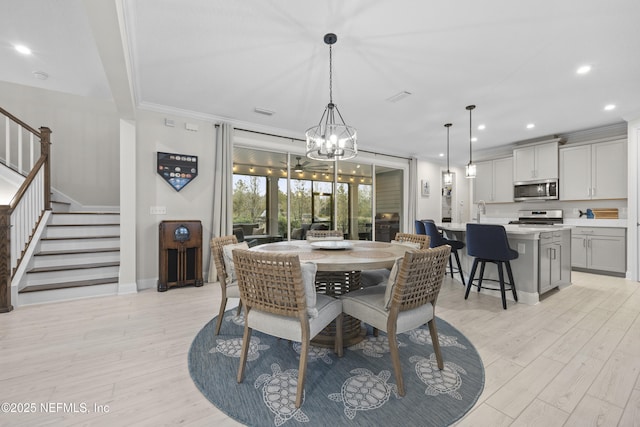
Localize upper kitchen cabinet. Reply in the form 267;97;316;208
473;157;513;203
560;139;627;200
513;140;559;182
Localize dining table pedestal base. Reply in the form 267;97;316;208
312;270;366;347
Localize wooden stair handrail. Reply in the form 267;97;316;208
0;107;41;137
0;108;52;312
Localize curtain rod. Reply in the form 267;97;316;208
215;124;409;160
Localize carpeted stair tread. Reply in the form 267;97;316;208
47;223;120;227
52;212;120;215
19;277;119;293
28;261;119;273
40;235;120;241
35;248;120;256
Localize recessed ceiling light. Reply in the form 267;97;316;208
604;104;616;111
576;65;591;75
14;44;32;55
477;124;486;130
439;153;444;157
471;137;478;142
33;71;48;80
526;123;535;129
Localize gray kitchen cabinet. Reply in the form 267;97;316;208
513;141;558;182
473;157;513;203
560;139;626;200
571;227;626;275
539;231;564;294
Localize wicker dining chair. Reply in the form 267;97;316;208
360;233;431;287
393;232;430;249
306;229;344;241
341;245;451;396
232;249;343;408
210;235;243;335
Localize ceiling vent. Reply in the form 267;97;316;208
254;107;275;116
385;91;412;103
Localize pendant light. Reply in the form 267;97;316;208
305;33;357;161
443;123;453;185
465;105;476;179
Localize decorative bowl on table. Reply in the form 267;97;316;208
309;240;353;250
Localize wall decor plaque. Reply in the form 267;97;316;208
157;152;198;192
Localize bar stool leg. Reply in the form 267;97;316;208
497;261;507;309
477;261;486;292
506;261;518;302
448;256;454;279
465;258;479;299
453;250;465;286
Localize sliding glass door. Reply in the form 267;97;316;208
232;145;403;243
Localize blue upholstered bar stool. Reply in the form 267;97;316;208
414;219;426;235
423;220;465;286
465;223;518;309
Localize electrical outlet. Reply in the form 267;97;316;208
150;206;166;215
517;243;525;254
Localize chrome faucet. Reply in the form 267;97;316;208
476;200;486;223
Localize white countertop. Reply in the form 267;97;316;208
465;217;628;229
438;222;569;235
563;218;627;228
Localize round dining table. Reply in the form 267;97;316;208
250;239;412;346
249;239;409;271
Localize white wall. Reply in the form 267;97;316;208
415;159;471;227
135;109;217;288
0;81;120;207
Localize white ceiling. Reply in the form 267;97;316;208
2;0;640;166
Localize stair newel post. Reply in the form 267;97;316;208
0;206;13;312
39;127;52;210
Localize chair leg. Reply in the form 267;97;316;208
237;324;253;383
448;255;454;279
454;250;465;286
334;313;344;358
387;325;405;396
428;318;444;370
296;338;309;408
372;327;379;337
465;258;479;299
497;261;507;309
506;261;518;302
235;299;243;316
214;297;228;336
477;261;486;292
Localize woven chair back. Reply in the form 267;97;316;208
306;229;343;240
389;245;451;312
210;235;238;284
393;232;430;249
232;250;307;318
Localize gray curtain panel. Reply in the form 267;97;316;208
208;122;234;282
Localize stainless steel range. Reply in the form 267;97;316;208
509;209;563;225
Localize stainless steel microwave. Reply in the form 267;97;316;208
513;179;559;201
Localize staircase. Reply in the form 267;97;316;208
16;212;120;306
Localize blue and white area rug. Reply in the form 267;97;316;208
188;311;484;426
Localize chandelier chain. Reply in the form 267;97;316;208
329;44;333;105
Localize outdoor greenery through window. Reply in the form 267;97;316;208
231;146;401;244
232;174;267;229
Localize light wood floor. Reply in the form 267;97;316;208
1;271;639;426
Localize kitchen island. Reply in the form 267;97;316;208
438;223;572;305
